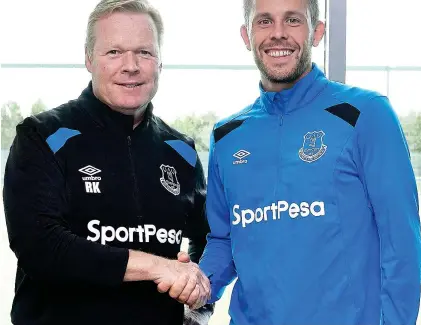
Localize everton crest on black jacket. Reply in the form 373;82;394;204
3;82;209;325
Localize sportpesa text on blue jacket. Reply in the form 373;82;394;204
199;64;421;325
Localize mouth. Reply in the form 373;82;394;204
264;49;295;58
116;83;142;89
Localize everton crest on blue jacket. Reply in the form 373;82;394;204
199;64;421;325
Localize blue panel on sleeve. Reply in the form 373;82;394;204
165;140;197;167
46;128;81;154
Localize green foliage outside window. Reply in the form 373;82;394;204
1;99;47;150
31;99;48;116
1;102;23;150
169;112;219;152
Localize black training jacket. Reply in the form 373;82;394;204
3;82;209;325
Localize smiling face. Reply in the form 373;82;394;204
85;11;162;116
241;0;325;91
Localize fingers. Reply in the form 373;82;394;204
169;273;189;299
177;276;197;303
158;259;211;309
177;251;190;263
185;284;200;307
187;268;211;309
191;264;210;302
198;271;211;301
156;281;171;293
189;285;207;310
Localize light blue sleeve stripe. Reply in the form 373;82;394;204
46;127;81;154
165;140;197;167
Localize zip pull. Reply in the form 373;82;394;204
127;136;131;146
279;114;284;126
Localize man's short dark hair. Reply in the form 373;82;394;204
243;0;320;28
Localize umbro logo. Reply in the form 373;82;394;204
79;165;101;194
79;165;101;176
233;150;250;165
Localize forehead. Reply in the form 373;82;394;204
94;11;158;46
252;0;308;16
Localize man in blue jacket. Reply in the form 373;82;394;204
198;0;421;324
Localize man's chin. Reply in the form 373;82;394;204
121;104;145;112
109;101;145;114
265;69;299;83
260;60;293;78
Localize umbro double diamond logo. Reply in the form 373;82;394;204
233;149;250;165
79;165;101;193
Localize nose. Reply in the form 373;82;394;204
122;52;140;74
270;22;288;40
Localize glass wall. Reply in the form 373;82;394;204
346;0;421;197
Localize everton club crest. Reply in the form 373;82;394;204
298;131;327;163
160;164;180;196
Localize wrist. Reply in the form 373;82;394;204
148;255;169;281
124;250;166;282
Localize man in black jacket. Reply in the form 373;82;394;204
2;0;212;324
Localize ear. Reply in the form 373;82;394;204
240;25;251;51
85;51;93;73
312;21;326;47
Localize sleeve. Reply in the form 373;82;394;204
183;151;216;321
198;129;237;303
354;96;421;325
3;122;129;287
184;151;209;264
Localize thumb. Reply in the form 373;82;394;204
156;281;171;293
177;251;191;263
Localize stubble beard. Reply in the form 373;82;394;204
254;38;313;84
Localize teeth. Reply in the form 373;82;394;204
123;84;139;88
267;50;293;57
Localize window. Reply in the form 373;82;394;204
346;0;421;198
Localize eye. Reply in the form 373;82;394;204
107;50;120;56
286;17;301;25
258;18;272;25
139;50;152;56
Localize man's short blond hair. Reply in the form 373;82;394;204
85;0;164;60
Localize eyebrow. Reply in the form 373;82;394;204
103;43;155;51
284;10;307;19
253;10;307;22
253;12;273;22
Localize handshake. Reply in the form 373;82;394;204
152;252;211;310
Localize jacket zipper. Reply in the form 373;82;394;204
127;136;142;215
275;113;284;197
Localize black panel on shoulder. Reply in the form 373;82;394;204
214;120;245;143
325;103;361;127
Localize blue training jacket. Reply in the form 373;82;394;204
199;64;421;325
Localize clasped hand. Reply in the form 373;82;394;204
153;252;211;310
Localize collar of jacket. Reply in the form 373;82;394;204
259;63;329;115
78;81;154;135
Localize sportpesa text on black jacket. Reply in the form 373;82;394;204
3;82;210;325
